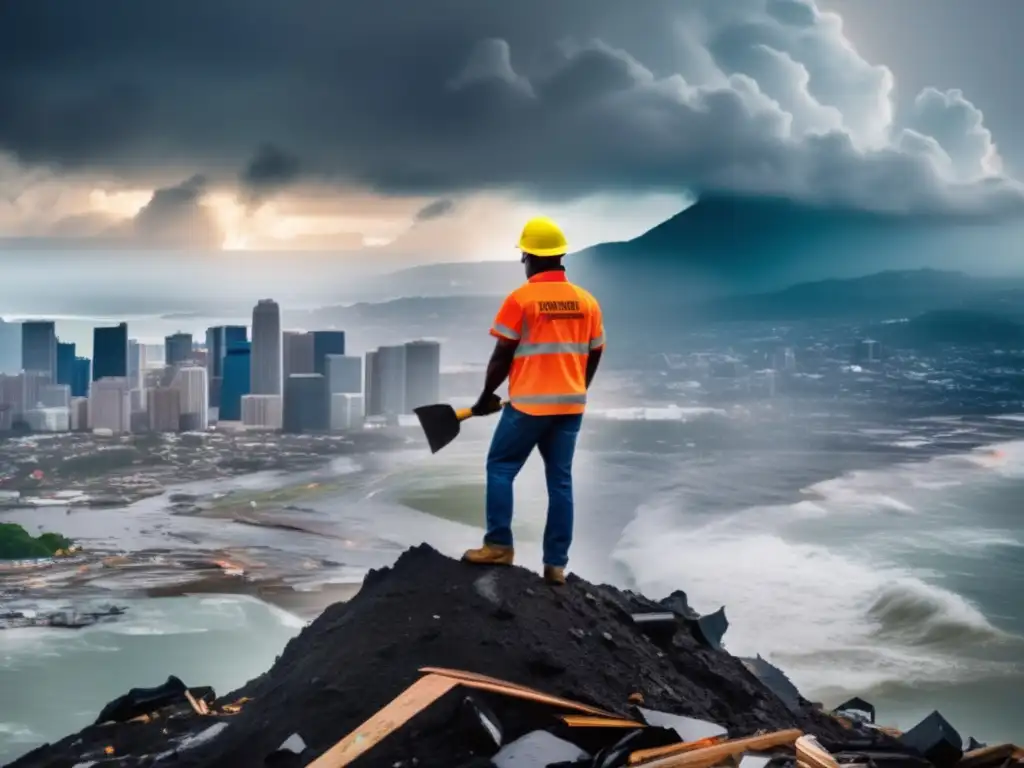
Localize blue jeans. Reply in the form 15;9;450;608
485;405;583;568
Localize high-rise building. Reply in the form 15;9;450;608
21;320;56;378
70;397;89;431
330;393;364;431
92;322;128;381
89;377;131;433
172;365;209;431
40;384;71;409
283;331;315;377
56;341;75;387
283;373;328;433
147;386;182;433
251;300;282;395
165;332;194;367
72;357;91;398
0;374;25;417
312;331;346;377
220;341;251;421
325;354;362;394
205;325;247;380
404;340;441;411
241;394;282;430
364;350;380;417
377;344;407;416
0;320;22;375
21;370;50;412
25;407;69;433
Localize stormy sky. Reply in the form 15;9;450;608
0;0;1021;257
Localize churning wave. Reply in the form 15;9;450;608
611;439;1024;697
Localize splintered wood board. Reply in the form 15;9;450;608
959;745;1022;768
561;714;644;728
307;674;459;768
795;735;840;768
421;666;622;718
629;736;727;765
634;729;804;768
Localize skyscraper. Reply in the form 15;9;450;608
165;332;194;367
172;365;209;431
283;373;328;433
72;357;91;398
206;325;247;380
404;340;441;411
147;387;182;433
250;300;282;395
89;377;131;434
56;341;76;387
0;320;21;375
364;350;380;417
376;344;407;416
21;321;57;378
325;354;362;394
92;322;128;381
220;341;251;421
312;331;346;377
283;331;314;377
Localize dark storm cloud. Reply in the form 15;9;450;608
239;144;301;207
415;199;457;221
128;175;221;248
0;0;1019;213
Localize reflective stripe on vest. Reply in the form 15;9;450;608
492;322;520;340
511;393;588;406
589;333;605;349
514;341;590;358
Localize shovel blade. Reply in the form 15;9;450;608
414;403;463;454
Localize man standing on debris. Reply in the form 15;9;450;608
463;217;605;585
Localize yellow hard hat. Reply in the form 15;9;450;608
517;217;568;258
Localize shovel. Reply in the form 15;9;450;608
413;401;507;454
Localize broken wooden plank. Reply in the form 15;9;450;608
959;745;1021;768
421;666;621;718
561;714;644;729
306;674;459;768
633;729;804;768
796;735;840;768
183;690;205;716
628;735;727;765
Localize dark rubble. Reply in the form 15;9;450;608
6;545;954;768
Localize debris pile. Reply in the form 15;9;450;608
8;545;1022;768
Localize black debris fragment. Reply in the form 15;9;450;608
900;711;964;768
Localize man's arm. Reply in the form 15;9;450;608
586;299;605;389
585;347;603;388
482;338;518;396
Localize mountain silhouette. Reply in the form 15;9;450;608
571;194;1023;312
878;309;1024;347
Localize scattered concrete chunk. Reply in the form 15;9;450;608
491;731;588;768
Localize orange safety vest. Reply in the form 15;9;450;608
490;270;605;416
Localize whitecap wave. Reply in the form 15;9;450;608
590;405;730;422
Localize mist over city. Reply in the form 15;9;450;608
2;1;1024;766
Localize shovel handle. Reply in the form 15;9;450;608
455;400;509;422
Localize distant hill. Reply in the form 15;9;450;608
693;269;1024;322
571;194;1024;310
878;310;1024;347
368;195;1024;319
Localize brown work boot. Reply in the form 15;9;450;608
462;543;514;566
543;565;566;586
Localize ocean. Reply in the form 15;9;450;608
1;406;1023;762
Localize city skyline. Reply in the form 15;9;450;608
0;296;444;436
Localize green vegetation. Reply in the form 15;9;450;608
0;523;74;560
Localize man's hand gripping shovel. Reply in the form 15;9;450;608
413;394;505;454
